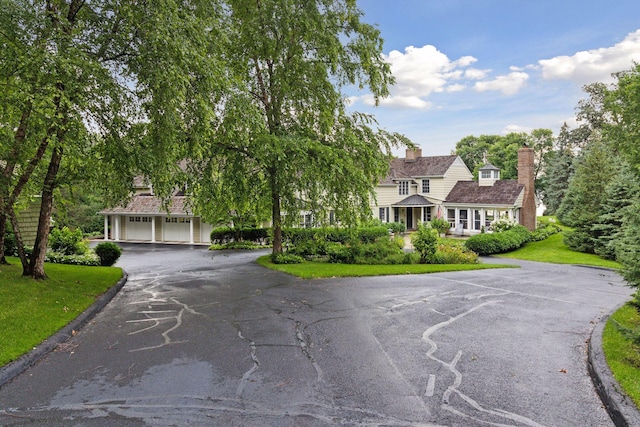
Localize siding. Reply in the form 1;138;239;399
15;199;41;246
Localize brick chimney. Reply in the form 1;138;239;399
405;147;422;162
518;147;536;231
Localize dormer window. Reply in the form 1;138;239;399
399;181;409;195
481;170;491;179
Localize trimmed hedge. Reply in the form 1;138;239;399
210;227;270;244
465;225;531;255
283;226;389;246
94;242;123;266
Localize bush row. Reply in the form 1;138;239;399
283;226;390;246
464;225;531;255
210;227;270;244
8;242;121;267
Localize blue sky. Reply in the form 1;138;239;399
347;0;640;155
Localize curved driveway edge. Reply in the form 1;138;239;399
589;306;640;427
0;271;128;388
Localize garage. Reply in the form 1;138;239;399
126;216;153;241
163;217;192;242
200;222;213;244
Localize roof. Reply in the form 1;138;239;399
381;155;459;184
445;180;524;206
99;195;191;216
392;195;435;207
479;163;500;171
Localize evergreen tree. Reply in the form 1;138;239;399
539;124;574;214
556;137;617;253
592;165;640;260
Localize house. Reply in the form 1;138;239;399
371;147;536;234
98;177;214;244
99;147;536;244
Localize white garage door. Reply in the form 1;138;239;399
126;216;153;241
163;217;191;242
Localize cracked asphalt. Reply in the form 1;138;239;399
0;243;633;426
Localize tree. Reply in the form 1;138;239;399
592;165;640;260
556;137;618;253
452;135;496;178
0;1;226;278
184;0;408;255
539;123;576;215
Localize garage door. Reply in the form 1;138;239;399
163;217;191;242
126;216;153;241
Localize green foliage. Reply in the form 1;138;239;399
44;252;100;267
271;253;304;264
490;218;517;233
49;227;88;256
429;218;451;235
557;138;618;253
529;218;561;242
209;241;264;250
429;244;479;264
94;242;122;267
3;227;15;256
411;224;438;263
210;227;270;244
465;225;531;255
386;222;407;234
617;201;640;288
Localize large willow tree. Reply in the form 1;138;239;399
0;0;226;278
185;0;408;254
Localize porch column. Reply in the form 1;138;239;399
114;216;120;241
151;217;156;243
189;218;194;244
104;216;109;240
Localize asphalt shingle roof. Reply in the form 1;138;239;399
381;155;459;184
99;195;190;216
445;180;524;205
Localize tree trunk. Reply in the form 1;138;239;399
26;146;63;279
0;212;6;265
8;207;29;270
270;170;283;255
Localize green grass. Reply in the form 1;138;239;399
257;255;517;279
0;257;123;367
494;232;621;269
603;304;640;408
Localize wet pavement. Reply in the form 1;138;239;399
0;243;633;426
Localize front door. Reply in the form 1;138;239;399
406;208;413;229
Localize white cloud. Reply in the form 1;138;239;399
473;72;530;95
464;68;490;80
539;29;640;84
355;93;432;109
501;124;532;134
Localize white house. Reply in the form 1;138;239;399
371;147;536;235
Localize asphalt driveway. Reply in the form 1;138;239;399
0;243;633;426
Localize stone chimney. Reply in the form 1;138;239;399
518;147;536;231
405;147;422;162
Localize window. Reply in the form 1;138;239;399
393;207;399;223
423;207;432;222
481;170;491;179
474;210;481;230
398;181;409;195
422;179;430;193
447;209;456;228
459;209;468;230
329;210;335;225
129;216;151;223
379;207;386;222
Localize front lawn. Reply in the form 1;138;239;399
257;255;516;279
493;232;621;269
0;258;122;367
603;304;640;408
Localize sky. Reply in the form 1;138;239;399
346;0;640;156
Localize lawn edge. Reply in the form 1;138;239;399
588;305;640;427
0;270;128;388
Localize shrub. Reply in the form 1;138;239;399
94;242;122;266
411;223;438;263
430;244;479;264
386;222;406;234
429;218;451;235
356;226;389;243
529;220;561;242
271;253;304;264
49;226;87;255
465;225;531;255
490;218;517;233
352;239;405;264
45;252;100;266
3;228;16;256
326;243;355;264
